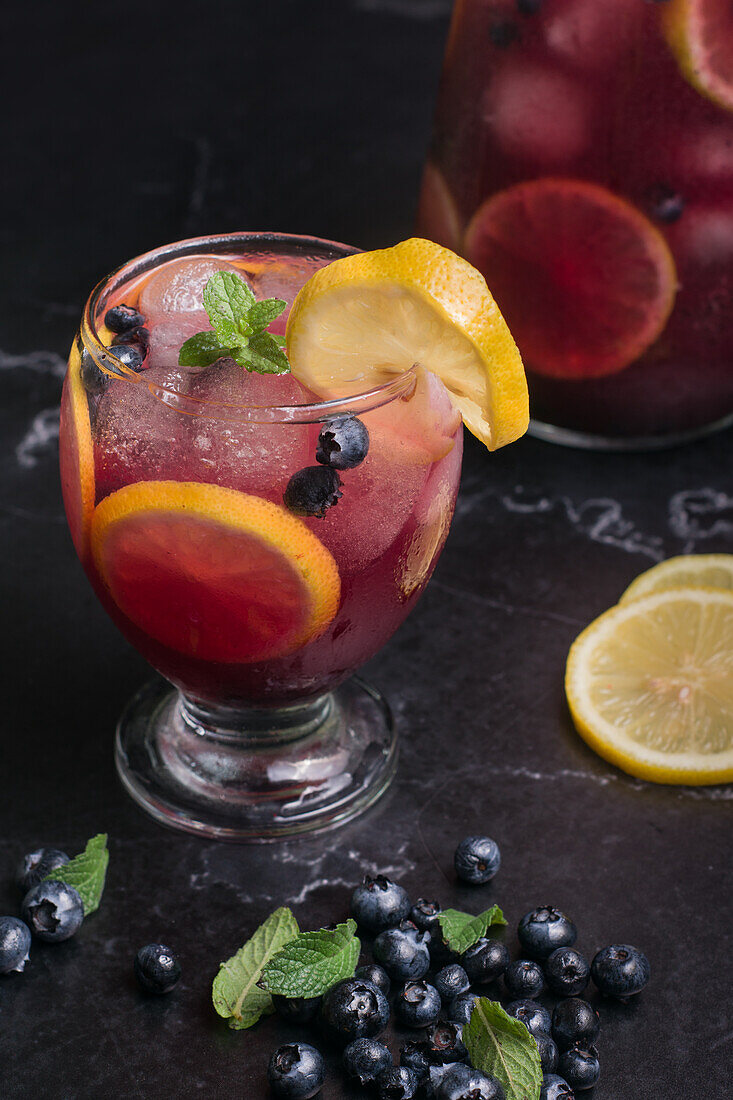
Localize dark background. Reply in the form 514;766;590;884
2;1;732;1097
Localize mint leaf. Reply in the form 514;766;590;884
245;332;291;374
179;331;235;368
203;271;256;344
438;905;507;955
212;907;299;1030
247;298;286;333
259;919;360;998
44;834;109;916
464;998;542;1100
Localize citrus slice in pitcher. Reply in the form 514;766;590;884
285;237;528;451
662;0;733;113
566;588;733;784
59;342;96;562
91;481;341;663
464;179;678;379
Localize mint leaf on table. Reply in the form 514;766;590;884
464;998;542;1100
212;907;299;1030
179;271;289;375
44;833;109;916
438;905;507;955
259;919;360;998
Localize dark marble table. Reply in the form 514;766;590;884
2;1;731;1096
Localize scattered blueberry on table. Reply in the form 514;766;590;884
453;836;501;885
0;916;32;974
16;847;69;893
267;1042;325;1099
21;880;84;943
134;943;182;995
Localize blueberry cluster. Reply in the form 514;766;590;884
266;836;650;1099
1;845;180;997
283;416;370;518
81;302;149;395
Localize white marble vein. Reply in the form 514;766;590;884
669;488;733;551
0;347;66;378
16;406;60;468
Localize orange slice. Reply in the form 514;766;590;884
59;341;95;562
464;179;678;379
662;0;733;112
91;481;341;664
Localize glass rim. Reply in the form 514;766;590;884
79;231;417;424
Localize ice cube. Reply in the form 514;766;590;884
138;257;247;323
485;63;588;167
544;0;641;72
93;365;198;498
185;360;315;499
147;316;210;370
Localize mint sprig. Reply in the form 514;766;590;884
464;998;543;1100
178;271;289;374
437;905;507;955
259;919;360;998
212;907;299;1030
44;833;109;916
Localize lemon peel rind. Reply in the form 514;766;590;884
566;588;733;786
63;341;96;562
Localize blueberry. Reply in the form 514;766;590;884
489;18;519;48
505;999;552;1038
647;182;685;224
424;1022;468;1065
551;999;600;1050
400;1040;432;1081
377;1065;419;1099
343;1037;392;1086
0;917;32;974
517;0;543;14
461;938;510;984
80;348;112;395
504;959;545;1000
267;1042;325;1099
591;943;650;998
356;963;392;997
107;342;145;373
434;963;470;1004
272;994;321;1023
558;1046;600;1092
105;304;145;333
373;921;430;982
540;1075;575;1100
316;416;369;470
112;326;150;360
409;897;442;935
518;908;577;961
395;980;442;1027
437;1063;506;1100
447;992;480;1026
320;978;390;1044
21;881;84;942
544;948;590;997
351;875;411;933
16;848;69;894
284;465;342;517
535;1032;559;1074
454;837;501;885
134;943;181;994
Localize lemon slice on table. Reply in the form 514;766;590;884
91;481;341;664
662;0;733;112
620;554;733;603
286;237;528;451
566;589;733;785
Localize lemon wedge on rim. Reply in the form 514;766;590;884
285;237;528;451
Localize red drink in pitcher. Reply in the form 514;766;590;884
419;0;733;446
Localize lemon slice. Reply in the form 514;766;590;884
662;0;733;113
286;237;528;451
59;341;95;562
566;589;733;785
621;554;733;603
92;481;341;663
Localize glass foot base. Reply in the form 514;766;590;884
115;677;398;841
529;413;733;451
